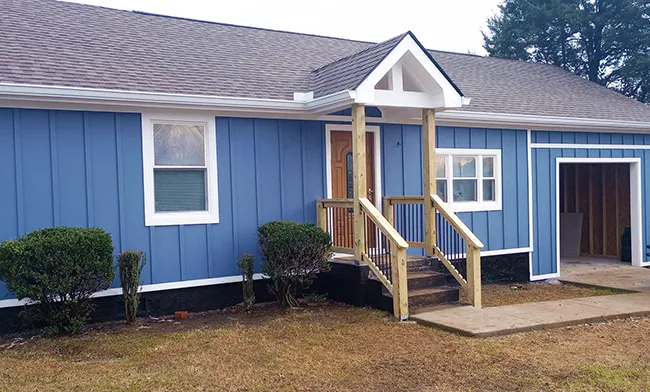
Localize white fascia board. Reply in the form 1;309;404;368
0;83;304;112
0;82;356;115
438;110;650;132
306;90;356;113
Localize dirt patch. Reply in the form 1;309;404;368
460;282;628;307
1;301;649;391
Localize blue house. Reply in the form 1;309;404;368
1;0;650;319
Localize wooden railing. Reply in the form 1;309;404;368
316;197;409;320
359;197;409;320
316;198;354;254
383;194;484;308
431;194;484;308
383;196;425;248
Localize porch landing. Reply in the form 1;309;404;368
411;292;650;337
560;256;650;292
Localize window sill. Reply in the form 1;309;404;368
448;201;502;213
145;210;219;227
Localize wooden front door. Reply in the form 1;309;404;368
330;131;376;249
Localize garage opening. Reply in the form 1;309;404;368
559;163;632;271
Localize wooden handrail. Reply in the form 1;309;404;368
383;195;425;205
317;198;354;208
359;197;409;249
430;194;484;249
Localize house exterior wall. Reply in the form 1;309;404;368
0;108;327;301
530;130;650;278
381;124;530;254
0;106;551;304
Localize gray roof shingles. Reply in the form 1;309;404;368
309;32;409;98
2;0;650;123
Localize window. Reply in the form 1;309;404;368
142;112;218;226
435;149;501;212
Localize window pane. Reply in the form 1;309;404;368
154;123;205;166
453;157;476;178
436;156;446;178
453;179;477;202
154;169;206;212
483;179;496;201
436;180;447;202
483;157;495;177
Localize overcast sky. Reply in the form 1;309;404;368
67;0;503;55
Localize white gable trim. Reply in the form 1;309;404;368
354;34;464;110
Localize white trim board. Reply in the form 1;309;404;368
141;110;219;226
532;143;650;150
435;148;503;212
0;273;267;309
552;158;646;277
3;83;650;133
325;124;383;210
527;130;535;280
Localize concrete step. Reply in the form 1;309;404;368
406;286;460;309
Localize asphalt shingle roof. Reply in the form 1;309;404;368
2;0;650;123
309;33;409;98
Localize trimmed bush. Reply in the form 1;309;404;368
237;254;255;310
258;221;332;308
0;227;115;334
117;250;146;323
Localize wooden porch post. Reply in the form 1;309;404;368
422;108;437;257
352;104;367;264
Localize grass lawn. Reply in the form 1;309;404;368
1;294;649;391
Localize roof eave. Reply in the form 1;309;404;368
438;110;650;132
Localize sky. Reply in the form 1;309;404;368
67;0;503;55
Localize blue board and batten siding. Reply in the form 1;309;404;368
380;124;531;254
531;131;650;277
0;108;326;300
4;106;591;303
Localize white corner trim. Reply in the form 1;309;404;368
325;124;383;211
0;274;267;309
527;130;535;280
141;110;219;226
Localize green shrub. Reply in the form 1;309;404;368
237;254;255;310
117;250;146;323
258;221;332;308
0;227;115;334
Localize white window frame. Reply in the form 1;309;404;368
436;148;502;212
142;111;219;226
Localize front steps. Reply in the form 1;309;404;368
375;257;460;312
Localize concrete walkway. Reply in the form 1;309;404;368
560;257;650;292
411;292;650;337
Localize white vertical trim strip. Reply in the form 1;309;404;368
527;130;535;280
630;161;645;266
